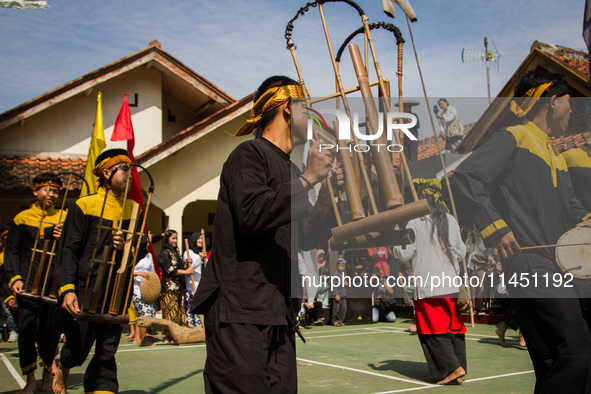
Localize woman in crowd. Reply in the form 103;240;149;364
436;98;464;153
183;231;207;327
157;230;194;343
394;178;467;385
132;251;157;346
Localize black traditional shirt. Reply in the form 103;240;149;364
158;248;185;294
192;136;332;326
453;120;591;262
562;145;591;210
4;203;66;293
55;187;144;313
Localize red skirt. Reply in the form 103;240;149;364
415;296;467;335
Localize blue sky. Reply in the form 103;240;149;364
0;0;586;138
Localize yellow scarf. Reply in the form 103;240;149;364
235;84;304;136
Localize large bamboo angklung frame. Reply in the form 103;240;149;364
285;0;429;250
76;164;155;324
18;172;89;306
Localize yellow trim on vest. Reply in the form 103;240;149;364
507;120;567;187
583;213;591;222
8;275;22;289
21;361;37;375
481;220;508;240
58;284;75;297
13;204;66;239
5;295;15;303
77;188;139;223
85;391;116;394
562;146;591;169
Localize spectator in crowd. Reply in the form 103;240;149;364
0;223;18;344
303;269;330;326
394;178;467;385
316;249;327;272
157;230;194;343
370;267;397;323
132;251;157;346
331;258;348;327
368;247;391;278
401;100;421;163
436;98;464;153
183;232;207;328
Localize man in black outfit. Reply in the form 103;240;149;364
192;76;336;393
453;70;591;393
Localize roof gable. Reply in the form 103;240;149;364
0;40;235;130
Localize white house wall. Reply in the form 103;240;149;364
138;113;250;240
0;67;163;158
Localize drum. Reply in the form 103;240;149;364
555;227;591;280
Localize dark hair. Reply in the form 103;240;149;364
253;75;299;135
162;229;178;251
33;172;63;188
514;70;568;118
438;98;449;105
426;195;454;265
514;70;567;97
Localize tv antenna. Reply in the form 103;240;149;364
461;37;500;104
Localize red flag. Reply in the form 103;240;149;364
111;94;160;273
112;93;142;204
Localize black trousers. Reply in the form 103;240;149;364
506;253;591;394
203;297;297;394
418;333;466;378
17;298;62;375
59;310;123;394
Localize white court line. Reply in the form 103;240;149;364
297;357;436;387
0;353;25;389
363;327;511;343
372;370;535;393
463;370;534;383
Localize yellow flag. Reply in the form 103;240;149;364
81;92;106;197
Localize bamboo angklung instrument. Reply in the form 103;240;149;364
283;0;428;249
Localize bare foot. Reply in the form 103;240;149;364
410;324;417;333
437;366;466;385
41;368;53;391
519;331;527;347
16;372;35;394
52;364;69;394
495;327;508;346
124;333;134;339
456;377;464;384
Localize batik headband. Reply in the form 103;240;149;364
235;84;304;137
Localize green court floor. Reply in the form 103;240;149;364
1;318;534;393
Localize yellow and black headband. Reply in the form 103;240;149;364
510;81;570;118
235;84;304;137
92;155;132;177
413;178;448;212
33;180;61;190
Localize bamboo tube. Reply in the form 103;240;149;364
331;199;430;243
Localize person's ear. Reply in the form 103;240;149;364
283;97;292;115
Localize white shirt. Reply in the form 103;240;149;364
438;105;463;136
133;253;155;297
183;250;204;295
394;213;466;300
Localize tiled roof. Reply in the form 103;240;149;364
392;138;446;166
1;129;589;192
0;156;86;191
550;130;591;153
534;42;590;82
